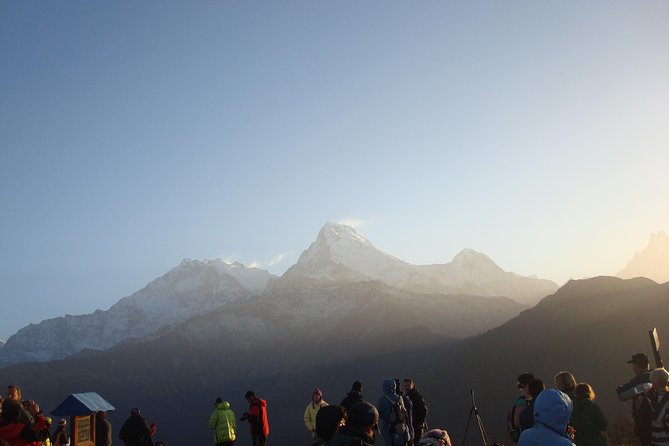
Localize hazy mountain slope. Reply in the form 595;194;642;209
0;279;525;445
416;276;669;443
0;259;273;366
281;222;558;305
617;232;669;283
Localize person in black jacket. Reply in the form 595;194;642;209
404;378;428;445
119;408;152;446
616;353;652;446
328;401;378;446
341;381;364;411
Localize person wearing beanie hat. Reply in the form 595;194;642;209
341;381;364;411
52;418;70;446
419;429;451;446
304;388;328;439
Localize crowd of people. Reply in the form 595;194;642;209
4;353;669;446
206;378;434;446
0;384;162;446
505;352;669;446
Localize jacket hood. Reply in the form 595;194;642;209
383;379;399;399
216;401;231;410
534;389;573;434
253;397;267;408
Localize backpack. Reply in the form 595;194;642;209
385;395;411;445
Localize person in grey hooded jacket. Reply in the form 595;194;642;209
518;388;575;446
378;379;411;446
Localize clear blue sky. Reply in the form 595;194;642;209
1;1;668;341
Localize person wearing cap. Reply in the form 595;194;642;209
328;401;379;446
304;388;328;439
617;353;652;445
53;418;70;446
118;408;152;446
209;397;237;446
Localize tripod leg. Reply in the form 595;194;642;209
461;406;475;446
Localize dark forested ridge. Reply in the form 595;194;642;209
0;277;667;445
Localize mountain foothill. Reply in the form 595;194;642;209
0;223;667;445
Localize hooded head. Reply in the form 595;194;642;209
533;389;572;434
382;379;397;396
217;401;231;410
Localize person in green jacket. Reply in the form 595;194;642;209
209;397;237;446
571;383;608;446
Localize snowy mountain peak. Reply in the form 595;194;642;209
617;231;669;283
317;222;374;248
452;248;493;264
281;223;406;283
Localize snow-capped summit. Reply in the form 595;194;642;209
280;223;558;304
617;232;669;283
282;222;411;284
0;259;275;366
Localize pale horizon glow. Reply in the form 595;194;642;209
1;1;668;341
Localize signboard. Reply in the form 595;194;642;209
73;415;95;446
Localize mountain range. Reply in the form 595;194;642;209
1;223;668;445
0;222;555;367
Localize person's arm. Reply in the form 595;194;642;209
304;404;314;432
513;400;527;429
209;411;218;430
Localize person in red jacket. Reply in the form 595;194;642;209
240;391;269;446
0;400;41;446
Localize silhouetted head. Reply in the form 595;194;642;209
351;381;362;392
651;368;669;391
554;371;576;394
528;379;545;399
315;405;346;440
245;390;256;400
574;383;595;400
348;401;379;430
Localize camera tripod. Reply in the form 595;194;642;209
461;388;492;446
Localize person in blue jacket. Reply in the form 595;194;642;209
518;388;575;446
378;379;411;446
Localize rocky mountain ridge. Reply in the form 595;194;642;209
0;222;557;366
0;259;274;366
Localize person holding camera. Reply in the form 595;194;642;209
240;391;268;446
